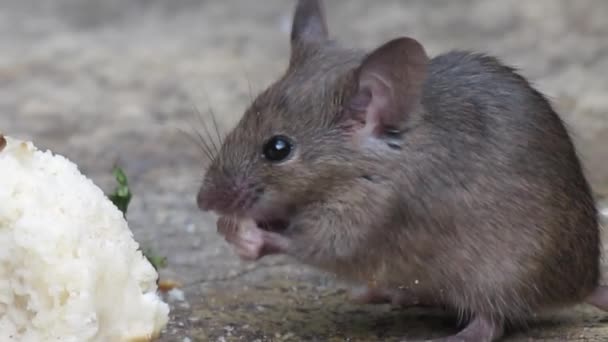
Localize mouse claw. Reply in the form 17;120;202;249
217;216;238;237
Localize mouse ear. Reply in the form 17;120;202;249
290;0;328;48
346;37;429;136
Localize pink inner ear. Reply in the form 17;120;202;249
347;87;372;113
344;37;429;135
359;73;394;129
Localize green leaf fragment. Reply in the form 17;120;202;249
143;248;168;270
106;166;167;271
108;166;132;217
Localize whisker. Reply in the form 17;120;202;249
193;124;217;162
173;108;215;162
191;102;220;158
180;91;219;158
175;125;213;162
242;66;255;104
209;103;223;148
197;89;222;155
172;102;216;161
191;120;215;159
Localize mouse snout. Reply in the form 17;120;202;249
196;187;219;212
196;180;260;215
196;186;233;213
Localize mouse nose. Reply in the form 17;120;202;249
197;175;258;214
197;185;261;215
197;184;243;214
196;188;222;212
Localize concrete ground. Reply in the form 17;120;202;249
1;0;608;340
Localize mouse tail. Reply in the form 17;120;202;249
586;285;608;311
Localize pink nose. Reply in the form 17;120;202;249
196;190;210;211
197;189;226;212
198;184;247;214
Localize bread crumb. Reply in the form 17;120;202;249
158;279;182;292
168;288;186;302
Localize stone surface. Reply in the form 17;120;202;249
1;0;607;341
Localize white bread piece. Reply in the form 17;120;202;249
0;135;169;342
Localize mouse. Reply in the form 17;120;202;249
196;1;608;341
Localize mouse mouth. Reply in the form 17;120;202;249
255;219;289;233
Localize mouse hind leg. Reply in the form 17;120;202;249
586;285;608;311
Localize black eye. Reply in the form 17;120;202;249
262;135;293;162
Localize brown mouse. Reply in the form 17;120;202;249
197;1;608;340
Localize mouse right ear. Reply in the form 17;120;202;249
290;0;328;50
345;37;429;137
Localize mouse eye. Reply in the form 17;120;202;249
262;135;293;162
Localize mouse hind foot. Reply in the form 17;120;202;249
586;285;608;311
408;315;504;342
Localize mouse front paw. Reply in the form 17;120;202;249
217;217;265;260
217;217;289;261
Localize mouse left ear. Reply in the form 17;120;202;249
290;0;328;49
345;37;429;137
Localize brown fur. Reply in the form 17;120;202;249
197;1;603;340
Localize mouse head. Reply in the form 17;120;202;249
197;0;429;228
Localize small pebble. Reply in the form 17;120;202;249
168;288;186;302
185;223;196;233
600;207;608;218
183;337;192;342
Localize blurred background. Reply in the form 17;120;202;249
1;1;607;340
